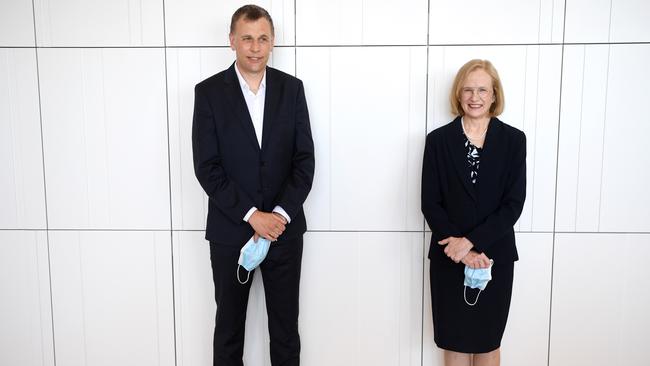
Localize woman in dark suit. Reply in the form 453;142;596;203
421;59;526;366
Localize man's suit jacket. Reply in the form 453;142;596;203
422;116;526;264
192;63;314;246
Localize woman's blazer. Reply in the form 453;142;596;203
422;116;526;264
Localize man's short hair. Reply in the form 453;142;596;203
230;4;275;36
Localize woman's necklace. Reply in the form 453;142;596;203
461;118;488;142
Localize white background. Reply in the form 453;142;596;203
1;1;649;365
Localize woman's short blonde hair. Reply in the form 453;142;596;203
449;59;505;117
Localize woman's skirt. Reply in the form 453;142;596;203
429;256;514;353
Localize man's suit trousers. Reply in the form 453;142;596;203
209;237;303;366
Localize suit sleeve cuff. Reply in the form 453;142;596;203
465;233;484;253
272;206;291;223
243;207;258;222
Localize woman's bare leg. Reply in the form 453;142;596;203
472;348;500;366
444;350;471;366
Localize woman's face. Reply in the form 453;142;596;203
459;68;495;120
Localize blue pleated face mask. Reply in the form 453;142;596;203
237;236;271;284
463;259;494;306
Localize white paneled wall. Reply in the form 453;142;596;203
557;44;650;232
301;232;423;366
550;233;650;366
429;0;565;44
598;45;650;231
172;231;214;366
33;0;165;46
500;233;553;366
556;45;608;232
565;0;650;43
299;46;425;231
49;231;174;366
39;48;170;230
297;0;428;45
0;0;35;46
0;48;46;229
165;0;295;46
1;1;649;366
0;231;53;366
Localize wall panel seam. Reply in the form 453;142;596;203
531;46;541;228
161;0;179;364
5;41;650;49
548;1;569;364
574;45;586;230
597;45;612;232
31;0;56;362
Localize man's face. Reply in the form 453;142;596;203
229;17;274;77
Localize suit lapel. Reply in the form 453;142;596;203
447;117;478;201
475;118;503;199
223;63;261;152
261;67;281;152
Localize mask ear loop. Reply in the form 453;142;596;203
464;286;482;306
237;265;250;285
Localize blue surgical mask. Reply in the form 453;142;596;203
463;259;494;306
237;236;271;284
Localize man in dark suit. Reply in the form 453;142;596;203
191;5;314;366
